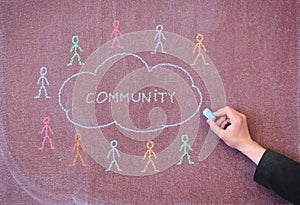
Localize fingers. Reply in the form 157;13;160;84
215;116;227;126
207;120;223;137
213;106;242;123
213;106;229;118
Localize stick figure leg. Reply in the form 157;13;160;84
47;136;54;149
67;54;76;66
200;53;209;65
191;54;200;66
35;86;43;99
79;154;88;166
69;154;79;166
116;39;123;48
152;43;160;54
38;137;47;150
187;154;194;164
106;160;114;171
110;38;117;48
114;160;122;171
159;42;166;53
150;160;159;172
75;53;85;65
41;86;51;99
177;153;186;165
141;160;151;172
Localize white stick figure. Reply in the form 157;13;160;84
106;140;122;172
34;66;50;99
152;24;166;54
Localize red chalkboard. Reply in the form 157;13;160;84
0;0;299;204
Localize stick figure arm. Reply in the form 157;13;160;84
201;44;207;52
110;30;115;38
118;31;123;39
153;151;158;159
193;44;198;53
162;33;166;40
142;151;148;160
44;78;50;86
78;45;83;52
106;150;111;159
40;126;45;134
48;126;54;135
154;33;158;40
71;144;76;153
179;144;184;151
80;143;86;153
36;76;42;84
69;45;74;52
116;149;121;158
188;144;193;151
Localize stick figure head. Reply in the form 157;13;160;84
110;140;118;148
156;24;164;32
146;140;155;149
181;134;189;143
72;36;79;44
43;116;51;124
40;66;47;76
196;33;204;42
74;132;81;141
113;20;120;28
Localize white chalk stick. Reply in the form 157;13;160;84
203;108;216;121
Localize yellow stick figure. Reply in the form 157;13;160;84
191;33;209;66
141;140;159;172
69;133;88;167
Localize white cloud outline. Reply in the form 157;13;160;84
58;52;203;133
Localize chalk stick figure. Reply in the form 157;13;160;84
191;33;209;66
38;116;54;150
69;133;88;167
141;140;159;172
151;24;166;54
67;35;85;66
110;20;123;48
177;134;194;165
106;140;122;172
34;66;51;99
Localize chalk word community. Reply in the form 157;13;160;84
86;89;176;104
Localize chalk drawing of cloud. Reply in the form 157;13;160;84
58;52;202;133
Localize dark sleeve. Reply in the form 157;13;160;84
254;149;300;204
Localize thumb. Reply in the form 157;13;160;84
207;120;223;138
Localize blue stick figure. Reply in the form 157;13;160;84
177;134;194;165
34;66;50;99
106;140;122;172
151;24;166;54
67;35;85;66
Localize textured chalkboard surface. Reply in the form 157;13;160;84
0;0;299;204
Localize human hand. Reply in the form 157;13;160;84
207;106;266;165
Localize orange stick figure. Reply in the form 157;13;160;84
69;133;88;167
141;140;159;172
191;33;209;66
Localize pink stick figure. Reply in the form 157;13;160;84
110;20;123;48
38;116;54;150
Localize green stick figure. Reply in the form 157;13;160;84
177;134;194;165
67;35;85;66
